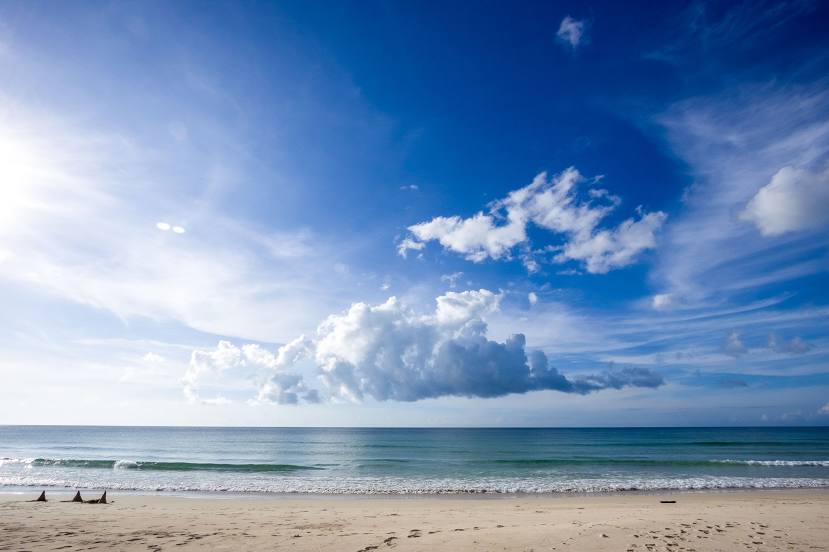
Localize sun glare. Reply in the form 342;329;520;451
0;132;39;229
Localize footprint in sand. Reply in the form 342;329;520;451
407;529;422;538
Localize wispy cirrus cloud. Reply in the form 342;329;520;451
646;0;814;65
0;100;363;344
652;81;829;303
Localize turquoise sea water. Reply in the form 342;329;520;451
1;426;827;494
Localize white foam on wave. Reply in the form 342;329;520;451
714;459;829;467
0;457;34;466
1;474;827;495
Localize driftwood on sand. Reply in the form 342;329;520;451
30;491;47;502
61;491;83;503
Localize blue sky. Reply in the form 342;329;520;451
0;0;827;426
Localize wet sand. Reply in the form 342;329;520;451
1;489;827;551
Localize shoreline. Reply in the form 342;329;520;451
2;484;828;501
2;489;827;550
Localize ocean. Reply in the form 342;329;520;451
1;426;827;495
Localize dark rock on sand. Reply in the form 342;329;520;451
61;491;84;503
85;491;107;504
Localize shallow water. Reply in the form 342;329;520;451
1;426;827;494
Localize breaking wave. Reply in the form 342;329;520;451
0;458;322;473
0;473;827;495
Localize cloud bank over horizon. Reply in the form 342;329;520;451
185;289;665;405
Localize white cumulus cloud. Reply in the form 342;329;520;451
185;339;317;405
256;372;319;405
557;211;667;274
192;291;666;405
255;336;319;405
740;165;829;236
183;340;243;403
396;237;426;258
399;167;666;274
253;289;664;403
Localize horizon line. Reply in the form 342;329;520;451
2;424;827;430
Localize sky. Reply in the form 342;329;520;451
0;0;827;427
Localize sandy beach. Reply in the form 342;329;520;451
1;489;827;551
